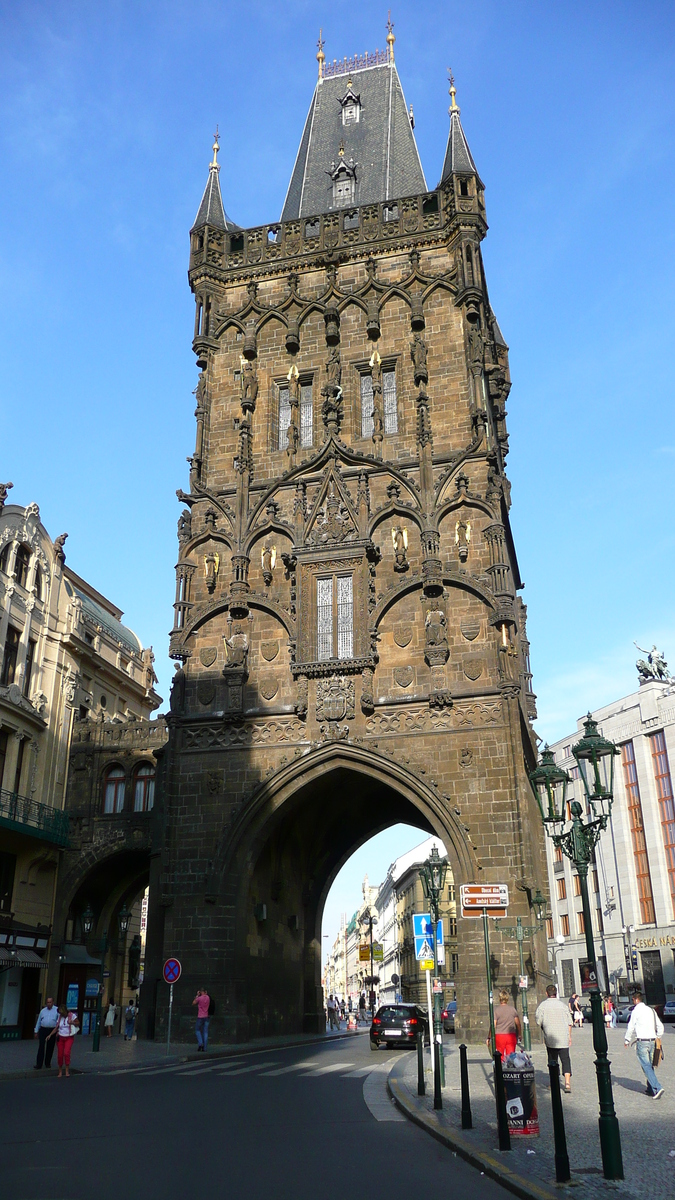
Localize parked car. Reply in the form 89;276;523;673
616;1004;635;1024
442;1001;457;1033
370;1004;429;1050
662;1000;675;1022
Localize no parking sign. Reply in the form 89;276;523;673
163;957;182;984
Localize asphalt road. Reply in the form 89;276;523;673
2;1032;510;1200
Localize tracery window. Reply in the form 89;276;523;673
316;575;353;661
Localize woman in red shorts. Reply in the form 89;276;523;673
494;990;522;1060
48;1005;80;1078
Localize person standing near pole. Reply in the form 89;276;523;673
192;987;211;1052
536;984;573;1094
33;997;59;1070
623;988;664;1099
47;1004;80;1078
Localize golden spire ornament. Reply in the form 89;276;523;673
448;68;459;114
317;29;325;80
211;125;220;168
386;12;395;62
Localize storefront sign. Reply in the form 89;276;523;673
66;982;79;1009
635;932;675;949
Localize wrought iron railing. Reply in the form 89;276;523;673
0;789;69;847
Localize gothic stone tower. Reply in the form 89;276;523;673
143;35;547;1044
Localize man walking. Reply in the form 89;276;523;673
536;983;573;1093
192;987;211;1052
624;988;664;1099
34;996;59;1069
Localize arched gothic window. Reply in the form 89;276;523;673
133;764;155;812
103;766;125;814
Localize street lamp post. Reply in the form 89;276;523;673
360;911;376;1019
82;901;131;1053
530;715;623;1182
494;889;547;1051
621;925;636;988
419;846;448;1086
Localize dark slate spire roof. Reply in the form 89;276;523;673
440;80;478;182
281;54;426;222
192;135;240;231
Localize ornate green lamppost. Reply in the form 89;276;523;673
419;846;448;1085
494;889;547;1050
529;715;623;1181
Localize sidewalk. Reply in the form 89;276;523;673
0;1025;353;1081
388;1024;675;1200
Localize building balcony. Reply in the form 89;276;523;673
0;788;69;847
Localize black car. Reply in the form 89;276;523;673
370;1004;429;1050
442;1001;457;1033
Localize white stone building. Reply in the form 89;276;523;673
545;674;675;1007
0;491;161;1038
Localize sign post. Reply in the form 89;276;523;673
414;915;437;1082
460;885;509;1056
163;957;182;1057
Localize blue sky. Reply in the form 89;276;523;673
1;2;673;947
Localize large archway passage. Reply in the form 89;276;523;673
218;744;477;1041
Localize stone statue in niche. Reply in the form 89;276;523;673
410;332;428;385
325;346;342;392
322;348;343;434
240;358;259;411
261;543;276;587
392;525;409;572
455;517;470;563
170;662;186;713
224;626;249;672
425;606;449;668
468;326;484;366
177;509;192;543
204;551;219;594
295;674;308;719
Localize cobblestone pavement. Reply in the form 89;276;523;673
0;1025;349;1078
390;1023;675;1200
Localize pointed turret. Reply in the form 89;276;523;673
192;130;239;232
439;72;480;183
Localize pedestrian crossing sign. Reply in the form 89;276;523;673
416;938;434;961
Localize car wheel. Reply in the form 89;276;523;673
370;1040;379;1051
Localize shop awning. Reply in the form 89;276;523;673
0;948;47;968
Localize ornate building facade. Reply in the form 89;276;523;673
142;31;546;1044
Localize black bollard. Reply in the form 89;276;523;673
433;1038;443;1110
548;1061;571;1183
493;1051;511;1151
417;1032;426;1096
459;1043;473;1129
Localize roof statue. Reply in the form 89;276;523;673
281;20;426;221
635;643;671;684
192;126;240;232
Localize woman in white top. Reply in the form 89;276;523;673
104;1001;116;1037
47;1005;79;1078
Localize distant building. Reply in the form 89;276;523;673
0;492;161;1039
545;675;675;1007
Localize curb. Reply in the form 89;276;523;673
0;1029;355;1082
387;1060;561;1200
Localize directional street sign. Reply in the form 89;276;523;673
460;884;509;918
372;942;384;962
413;914;445;969
358;944;370;962
163;957;182;984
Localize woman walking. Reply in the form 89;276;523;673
104;1000;117;1037
48;1005;79;1078
494;990;522;1060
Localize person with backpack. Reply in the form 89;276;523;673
624;988;665;1099
192;988;211;1052
124;999;137;1040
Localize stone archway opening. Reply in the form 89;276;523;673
230;758;463;1041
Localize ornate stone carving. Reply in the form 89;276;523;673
393;666;414;688
454;701;501;727
463;657;484;681
295;674;308;718
460;619;481;641
455;515;470;563
424;605;449;667
260;640;279;662
393;624;413;648
315;677;355;723
260;678;279;701
177;509;192;543
460;747;473;768
360;667;374;714
197;681;216;706
183;718;308;750
392;525;409;572
170;663;186;714
410;332;428;385
199;647;218;668
54;532;68;565
224;625;249;675
240;358;258;412
0;481;13;511
204;551;219;594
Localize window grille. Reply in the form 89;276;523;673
317;578;333;661
316;574;353;660
383;369;397;434
278;386;291;450
300;382;313;448
360;374;373;437
337;576;353;659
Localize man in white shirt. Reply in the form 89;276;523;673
624;989;664;1099
34;997;59;1069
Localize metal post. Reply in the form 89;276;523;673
431;908;445;1085
482;909;496;1056
459;1043;473;1129
92;932;106;1053
417;1031;426;1096
516;918;531;1051
493;1050;511;1151
167;982;173;1056
369;916;375;1019
548;1060;571;1183
578;862;623;1180
425;967;435;1084
433;1039;442;1110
